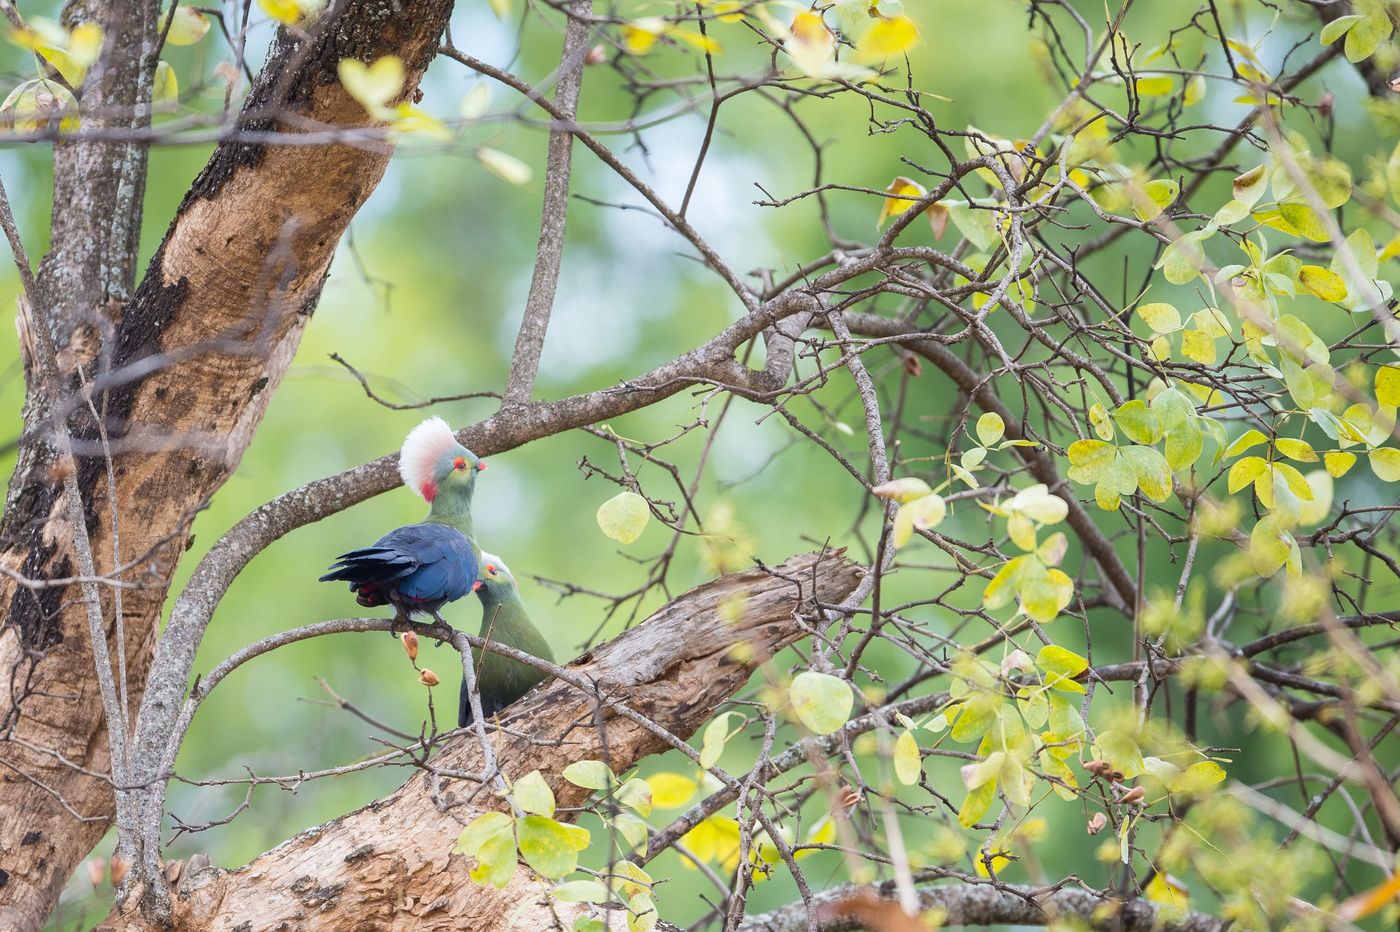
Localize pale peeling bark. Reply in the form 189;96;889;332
0;3;453;927
97;550;863;931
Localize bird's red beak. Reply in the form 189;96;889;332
476;461;487;472
472;580;483;591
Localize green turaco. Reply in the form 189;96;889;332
459;553;553;726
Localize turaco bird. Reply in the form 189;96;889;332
459;553;554;727
320;417;487;627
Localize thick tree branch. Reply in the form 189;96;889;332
734;881;1231;931
101;550;863;930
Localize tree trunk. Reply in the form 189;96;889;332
97;550;862;930
0;4;453;927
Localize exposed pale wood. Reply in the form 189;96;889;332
0;4;452;927
99;550;862;931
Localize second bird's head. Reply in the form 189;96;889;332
476;553;518;599
399;416;485;503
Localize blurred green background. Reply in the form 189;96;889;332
1;0;1395;928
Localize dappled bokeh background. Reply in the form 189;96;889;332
1;0;1394;928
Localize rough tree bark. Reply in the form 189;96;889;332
0;3;453;927
94;550;863;930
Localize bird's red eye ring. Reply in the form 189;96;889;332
486;563;498;575
453;456;466;470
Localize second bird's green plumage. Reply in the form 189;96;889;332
459;554;553;727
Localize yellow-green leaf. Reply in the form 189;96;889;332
1320;14;1361;46
1228;456;1269;494
1370;448;1400;482
513;770;556;817
337;55;403;119
789;671;854;734
976;412;1005;447
478;147;533;185
1344;9;1392;63
1233;165;1267;207
1090;403;1114;441
854;14;920;62
1137;302;1181;334
1274;438;1317;463
958;778;997;827
1324;451;1357;477
562;759;613;790
892;493;946;548
876;176;927;228
597;491;650;544
1298;265;1347;302
1377;367;1400;407
518;814;581;879
1250;516;1292;577
164;6;210;45
645;771;698;809
894;729;922;785
1067;439;1115;483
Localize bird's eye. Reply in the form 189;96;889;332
453;456;466;470
486;564;498;575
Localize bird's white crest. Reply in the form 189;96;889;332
399;416;460;499
482;552;515;584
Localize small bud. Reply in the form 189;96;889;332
401;630;419;661
1000;649;1034;676
834;784;863;814
1083;760;1112;777
1388;73;1400;94
418;668;440;687
1108;769;1125;783
585;45;607;65
1086;812;1107;835
86;858;106;887
109;855;128;886
902;353;922;378
1120;785;1146;805
1317;90;1334;117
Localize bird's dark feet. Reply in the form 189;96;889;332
389;606;411;638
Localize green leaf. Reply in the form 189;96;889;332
1090;403;1114;441
1134;75;1174;97
700;711;737;769
1370;448;1400;482
615;778;653;816
469;825;518;888
478;147;534;185
1121;445;1172;502
1160;231;1209;284
872;477;933;502
1250;516;1292;577
1319;14;1361;45
604;814;645;854
1165;425;1203;471
1344;9;1392;62
892;492;947;548
597;491;650;544
628;892;659;932
1133;178;1179;220
457;811;514;856
1020;563;1074;623
1067;439;1115;483
789;671;854;734
1233;165;1267;207
1298;265;1347;302
1274;438;1318;463
1324;451;1357;477
164;6;211;45
562;760;613;791
552;880;609;903
513;770;556;817
1278;203;1330;242
1183;73;1206;105
1171;760;1227;796
1094;731;1146;778
518;814;582;879
153;61;178;104
976;412;1005;446
1228;455;1269;494
958;777;997;827
1136;302;1181;334
1225;429;1268;458
645;771;698;809
1377;367;1400;408
1036;644;1088;692
1115;399;1160;445
1095;453;1138;511
894;729;922;785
